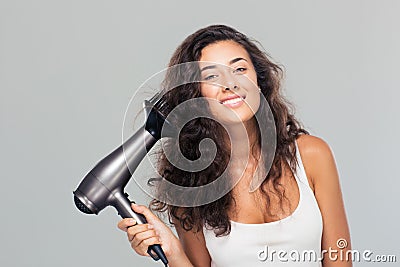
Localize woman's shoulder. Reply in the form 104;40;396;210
296;134;333;156
295;134;337;190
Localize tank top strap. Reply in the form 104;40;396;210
293;139;311;187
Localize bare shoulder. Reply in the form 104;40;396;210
295;134;337;191
296;134;333;157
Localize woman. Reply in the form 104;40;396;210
118;25;352;267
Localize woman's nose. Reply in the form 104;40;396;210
220;72;239;91
224;84;238;91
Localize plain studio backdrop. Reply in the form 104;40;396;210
1;1;399;266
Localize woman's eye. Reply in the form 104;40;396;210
204;74;218;81
234;67;247;73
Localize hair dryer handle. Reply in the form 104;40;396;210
112;191;168;265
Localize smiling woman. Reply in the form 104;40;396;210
199;40;261;124
117;24;352;267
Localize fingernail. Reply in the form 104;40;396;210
148;224;154;229
129;219;136;225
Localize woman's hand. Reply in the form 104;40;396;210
117;203;193;266
118;203;178;257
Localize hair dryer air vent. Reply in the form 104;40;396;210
73;192;97;215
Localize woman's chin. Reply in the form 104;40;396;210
217;113;257;127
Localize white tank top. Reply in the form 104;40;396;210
203;141;323;266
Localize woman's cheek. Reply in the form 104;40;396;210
249;92;261;115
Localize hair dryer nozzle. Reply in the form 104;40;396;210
144;100;175;140
73;191;98;215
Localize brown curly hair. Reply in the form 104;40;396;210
149;24;308;237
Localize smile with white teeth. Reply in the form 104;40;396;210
221;97;243;105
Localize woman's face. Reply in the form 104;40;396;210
198;40;260;125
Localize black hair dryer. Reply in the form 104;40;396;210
73;97;173;266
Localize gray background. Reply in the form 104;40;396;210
1;0;399;266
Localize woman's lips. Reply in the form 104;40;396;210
220;95;246;108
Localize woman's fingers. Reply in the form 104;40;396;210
127;224;154;242
117;204;181;258
124;224;162;257
130;228;160;248
131;235;161;256
117;204;161;232
117;218;137;232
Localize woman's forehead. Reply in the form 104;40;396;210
199;40;250;64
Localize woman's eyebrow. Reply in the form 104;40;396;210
229;57;247;65
200;65;216;72
200;58;248;72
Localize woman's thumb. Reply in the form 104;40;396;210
131;203;159;224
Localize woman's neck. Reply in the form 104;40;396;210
225;118;260;161
224;118;265;192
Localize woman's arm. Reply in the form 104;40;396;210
298;135;352;267
172;216;212;267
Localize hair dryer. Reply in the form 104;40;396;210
73;94;173;266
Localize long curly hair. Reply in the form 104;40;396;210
149;24;308;237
